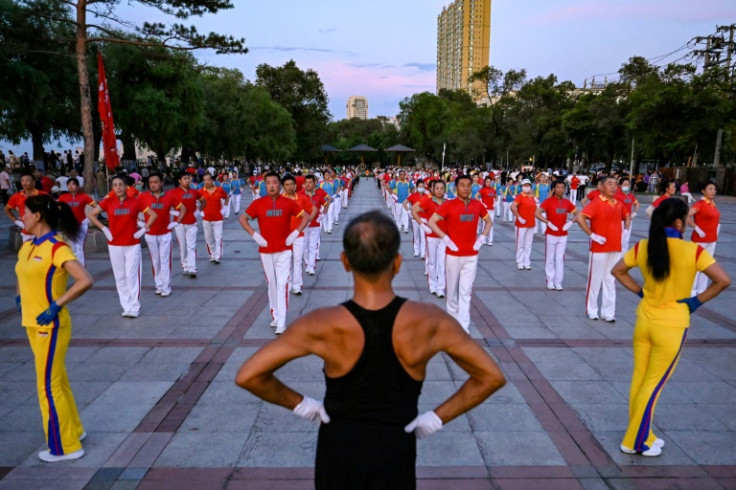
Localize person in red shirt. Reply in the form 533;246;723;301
615;177;640;251
5;171;48;242
510;179;537;270
412;179;448;297
536;180;578;290
57;177;97;265
688;181;721;295
405;181;427;258
581;179;603;207
240;172;310;334
429;175;492;332
646;179;677;217
105;175;140;199
576;176;631;321
169;172;206;278
200;173;229;264
87;174;156;318
138;172;185;297
298;175;331;276
478;176;497;245
282;174;316;295
569;174;580;205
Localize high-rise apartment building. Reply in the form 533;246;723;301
436;0;492;103
346;96;368;120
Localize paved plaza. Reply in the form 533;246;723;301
0;180;735;489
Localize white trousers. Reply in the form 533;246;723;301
692;241;716;295
586;251;619;319
503;202;513;221
426;237;446;295
332;194;342;220
397;203;409;231
174;223;198;273
445;254;478;332
231;194;242;214
202;220;223;261
495;196;502;217
327;199;340;229
515;227;534;268
621;221;633;253
67;221;88;266
290;236;305;291
145;233;172;294
484;213;494;244
303;226;321;273
570;190;577;205
261;250;292;329
411;220;426;256
544;234;567;288
340;189;348;208
109;244;142;314
222;197;231;219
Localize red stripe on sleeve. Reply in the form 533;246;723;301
696;245;704;261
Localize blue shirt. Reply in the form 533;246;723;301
393;181;414;203
231;179;243;195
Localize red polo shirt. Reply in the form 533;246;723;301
7;189;48;236
479;187;496;210
513;193;537;228
615;190;638;214
690;199;720;243
586;189;601;201
417;196;447;238
245;195;304;253
298;188;329;228
652;194;669;208
540;196;576;236
138;191;182;236
98;196;149;246
434;198;488;257
58;192;95;224
581;196;628;253
283;193;313;237
200;186;228;222
169;187;202;225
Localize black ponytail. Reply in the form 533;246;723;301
25;195;81;242
647;198;689;281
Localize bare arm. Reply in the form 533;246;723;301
238;213;256;236
428;213;445;238
480;213;492;237
510;201;520;219
624;213;631;231
411;202;425;225
143;207;157;230
534;207;549;224
55;260;94;307
575;213;593;236
5;204;17;222
86;204;105;230
697;263;731;303
611;259;642;295
686;207;699;229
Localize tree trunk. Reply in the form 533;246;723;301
30;125;45;163
121;131;136;163
75;0;95;194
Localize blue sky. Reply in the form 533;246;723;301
5;0;734;155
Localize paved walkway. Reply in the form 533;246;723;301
0;180;734;489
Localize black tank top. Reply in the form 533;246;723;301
324;296;423;426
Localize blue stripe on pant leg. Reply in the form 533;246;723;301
44;319;64;455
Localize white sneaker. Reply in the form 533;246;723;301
160;290;171;297
275;326;286;335
547;285;556;290
269;319;278;327
80;432;87;442
38;449;85;462
555;285;564;291
587;314;599;321
306;269;315;275
122;311;129;317
620;444;661;457
127;311;140;318
155;289;162;295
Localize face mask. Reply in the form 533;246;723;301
522;185;531;192
621;186;630;193
417;187;425;193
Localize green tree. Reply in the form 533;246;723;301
255;60;331;162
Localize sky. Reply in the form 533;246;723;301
5;0;734;155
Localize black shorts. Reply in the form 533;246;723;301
315;419;416;490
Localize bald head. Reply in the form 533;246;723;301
343;211;400;276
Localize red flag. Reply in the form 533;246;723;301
97;52;120;171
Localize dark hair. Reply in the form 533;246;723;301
175;172;189;182
619;177;631;186
647;198;688;281
552;179;566;189
111;174;127;185
147;172;163;182
699;181;716;192
455;174;472;186
24;195;81;242
658;179;675;195
20;170;35;180
264;171;280;181
304;174;316;183
281;174;295;185
343;210;400;276
203;172;214;180
67;177;79;186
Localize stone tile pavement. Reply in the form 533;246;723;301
0;180;734;489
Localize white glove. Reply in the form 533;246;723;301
252;231;268;247
293;396;330;424
442;235;459;252
193;210;201;219
590;233;607;245
167;222;179;230
694;226;705;238
547;222;559;232
220;207;226;216
102;226;113;242
517;217;526;225
631;212;637;219
562;221;573;231
473;235;484;251
170;210;180;217
133;228;146;239
404;411;443;438
316;214;324;224
285;229;299;246
14;219;24;229
137;220;146;229
421;223;432;234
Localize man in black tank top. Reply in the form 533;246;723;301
236;210;506;489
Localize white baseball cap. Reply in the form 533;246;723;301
521;179;532;185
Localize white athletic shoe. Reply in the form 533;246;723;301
122;311;129;317
587;314;599;321
547;285;556;290
436;292;445;298
620;444;661;457
79;432;87;442
306;269;315;276
517;266;524;270
127;311;140;318
292;289;302;296
38;449;85;462
155;289;162;295
275;326;286;335
269;319;278;327
524;266;531;270
423;270;428;276
555;285;564;291
654;438;665;448
160;290;171;297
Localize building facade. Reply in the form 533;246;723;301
436;0;492;104
346;96;368;120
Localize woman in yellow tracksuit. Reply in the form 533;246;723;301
612;198;730;456
15;194;94;462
